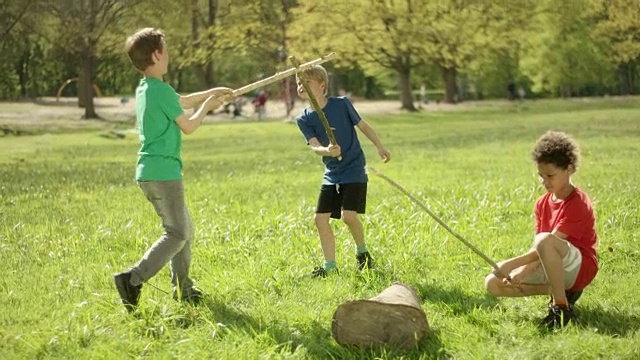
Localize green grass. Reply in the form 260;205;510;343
1;98;639;359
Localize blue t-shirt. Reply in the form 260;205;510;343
296;97;367;185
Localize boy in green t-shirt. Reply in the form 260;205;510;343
114;27;233;311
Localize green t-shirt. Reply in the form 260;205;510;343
135;77;184;181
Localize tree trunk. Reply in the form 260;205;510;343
441;65;458;104
631;61;638;95
80;55;98;119
80;40;99;119
618;63;631;95
191;0;206;88
78;69;87;108
203;0;217;87
398;67;417;111
16;49;29;98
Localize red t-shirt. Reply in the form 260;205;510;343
534;188;598;291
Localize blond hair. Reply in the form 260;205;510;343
297;65;329;95
125;28;165;72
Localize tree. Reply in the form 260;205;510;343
48;0;144;119
0;0;35;42
189;0;219;88
289;1;538;109
589;0;640;94
520;0;613;97
290;0;427;110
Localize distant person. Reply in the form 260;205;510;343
338;88;353;102
115;27;234;311
508;82;517;100
294;65;391;278
252;90;267;120
232;97;246;118
284;78;297;118
518;86;526;101
420;82;428;104
485;131;598;329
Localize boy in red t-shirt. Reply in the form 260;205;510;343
484;131;598;329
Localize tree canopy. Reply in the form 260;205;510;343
0;0;638;116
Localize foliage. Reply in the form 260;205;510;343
0;0;639;104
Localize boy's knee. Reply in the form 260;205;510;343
484;274;502;295
314;213;331;227
534;232;554;252
342;211;359;226
166;224;193;242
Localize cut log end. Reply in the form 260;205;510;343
331;282;429;350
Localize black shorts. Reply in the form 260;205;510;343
316;183;367;219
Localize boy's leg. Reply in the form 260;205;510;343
170;207;195;298
314;213;336;263
342;210;364;246
314;184;341;274
130;180;193;287
534;233;571;305
339;183;372;269
340;183;367;246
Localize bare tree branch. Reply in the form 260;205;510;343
1;0;34;41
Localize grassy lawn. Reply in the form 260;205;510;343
1;98;639;359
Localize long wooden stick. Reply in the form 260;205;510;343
289;55;341;161
369;167;507;277
232;52;336;97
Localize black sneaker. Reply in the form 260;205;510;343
539;305;574;329
174;287;206;304
114;271;142;312
566;290;583;306
356;251;373;270
547;290;583;308
311;266;328;278
310;265;339;278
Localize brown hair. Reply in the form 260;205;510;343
125;28;165;72
532;131;580;170
297;65;329;95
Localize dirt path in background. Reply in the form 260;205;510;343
0;96;465;134
3;95;636;135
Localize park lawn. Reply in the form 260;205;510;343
1;98;639;359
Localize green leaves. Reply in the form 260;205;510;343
0;0;638;102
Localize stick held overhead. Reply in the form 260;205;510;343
232;52;336;97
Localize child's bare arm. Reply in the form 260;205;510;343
356;120;391;163
175;95;223;135
179;87;234;110
308;137;340;157
493;248;539;278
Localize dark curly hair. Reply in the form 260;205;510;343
532;131;580;170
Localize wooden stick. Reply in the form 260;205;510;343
289;55;341;161
231;52;336;97
369;167;506;277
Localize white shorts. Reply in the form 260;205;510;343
523;240;582;289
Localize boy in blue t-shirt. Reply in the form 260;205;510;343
295;65;391;277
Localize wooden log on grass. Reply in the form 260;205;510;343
331;282;429;350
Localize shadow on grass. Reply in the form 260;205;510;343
272;320;449;360
574;304;640;336
517;301;640;337
416;282;498;315
202;297;450;359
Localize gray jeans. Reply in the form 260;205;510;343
129;180;195;295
